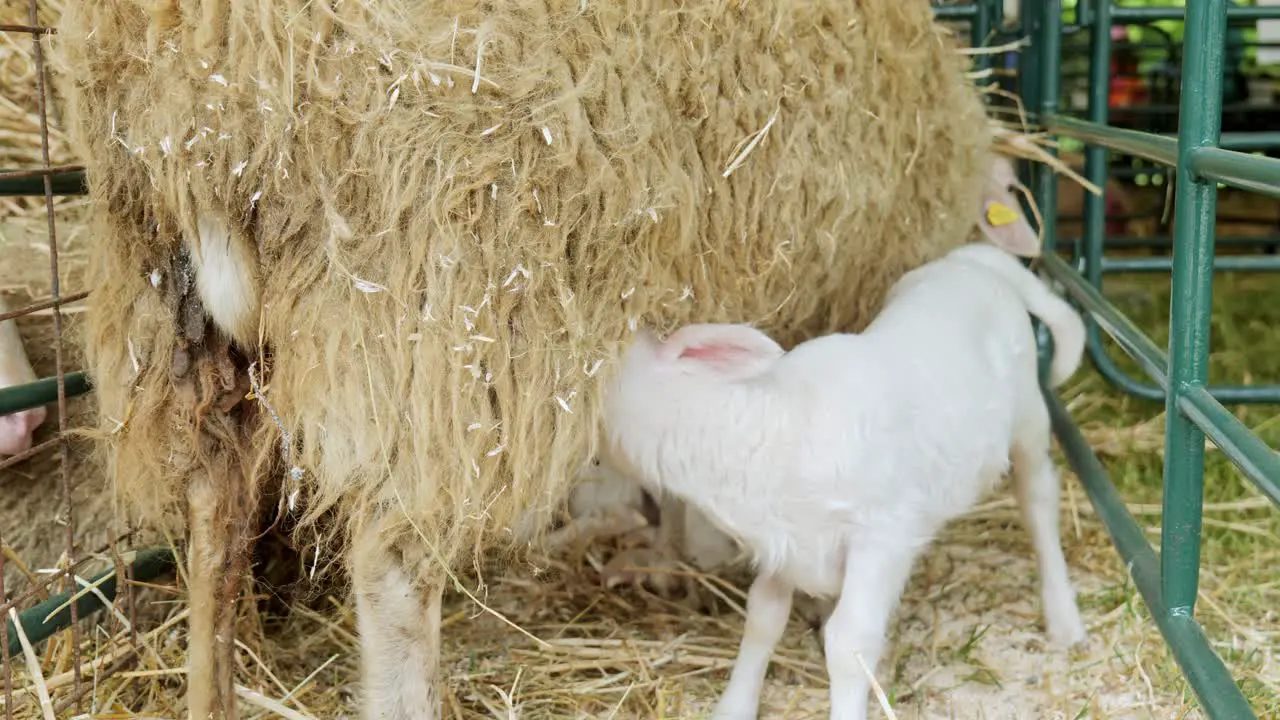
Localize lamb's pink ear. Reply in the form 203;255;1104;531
661;323;783;379
979;156;1041;259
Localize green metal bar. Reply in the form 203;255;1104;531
1046;115;1178;166
1111;5;1280;22
1020;0;1043;140
971;1;992;73
1101;256;1280;273
1075;0;1092;27
1042;254;1280;403
933;4;979;20
1190;147;1280;199
932;3;978;21
4;549;176;659
1203;132;1280;150
1032;0;1064;382
1046;392;1257;719
0;371;91;415
1043;255;1169;388
1073;132;1280;151
1179;387;1280;509
1162;0;1227;620
1037;2;1062;258
1082;0;1113;406
1061;236;1280;251
0;169;86;197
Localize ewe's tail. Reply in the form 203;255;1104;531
959;245;1086;388
188;210;261;348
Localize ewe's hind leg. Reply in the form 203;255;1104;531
1012;403;1087;647
186;456;257;720
824;541;918;720
351;522;445;720
712;574;793;720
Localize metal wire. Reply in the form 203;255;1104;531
0;7;149;714
0;23;52;35
24;0;84;707
0;291;88;325
1;531;9;720
0;18;76;713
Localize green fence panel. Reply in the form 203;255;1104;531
1035;0;1280;716
1162;0;1227;619
1045;390;1257;719
1045;0;1280;406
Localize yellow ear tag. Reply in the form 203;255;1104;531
985;201;1020;227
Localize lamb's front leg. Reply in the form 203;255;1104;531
823;542;918;720
351;521;445;720
711;573;793;720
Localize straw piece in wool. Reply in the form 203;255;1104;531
51;0;991;569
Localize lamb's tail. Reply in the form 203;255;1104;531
959;245;1086;388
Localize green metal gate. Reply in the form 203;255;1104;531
1;1;1279;717
969;1;1280;717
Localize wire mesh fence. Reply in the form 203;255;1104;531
0;2;148;717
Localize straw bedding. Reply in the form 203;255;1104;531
4;4;1279;718
50;0;991;570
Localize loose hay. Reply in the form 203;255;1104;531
1;1;1277;719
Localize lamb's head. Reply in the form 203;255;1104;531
612;323;784;392
600;323;784;485
977;153;1041;259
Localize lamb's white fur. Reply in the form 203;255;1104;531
0;295;47;457
567;460;742;573
600;241;1088;720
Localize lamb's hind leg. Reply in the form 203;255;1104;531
186;447;257;720
351;520;445;720
1012;400;1087;647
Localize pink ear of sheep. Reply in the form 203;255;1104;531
979;155;1042;259
659;323;784;380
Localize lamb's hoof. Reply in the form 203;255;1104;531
600;546;688;598
1044;603;1088;648
709;699;759;720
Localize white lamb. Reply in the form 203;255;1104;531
599;159;1089;719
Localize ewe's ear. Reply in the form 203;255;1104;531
660;323;783;379
978;155;1042;259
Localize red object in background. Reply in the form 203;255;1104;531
1104;190;1127;236
1109;76;1148;108
1108;26;1148;109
